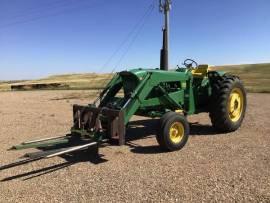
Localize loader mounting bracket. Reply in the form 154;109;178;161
72;105;126;145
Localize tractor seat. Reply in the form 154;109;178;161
191;64;209;77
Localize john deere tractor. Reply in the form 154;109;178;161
9;58;247;158
8;0;246;161
70;58;246;152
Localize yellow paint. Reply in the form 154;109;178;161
228;88;244;122
169;122;184;144
191;64;209;77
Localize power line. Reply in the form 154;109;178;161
1;0;156;98
97;0;156;73
0;0;106;29
112;3;155;72
3;0;76;21
96;1;156;97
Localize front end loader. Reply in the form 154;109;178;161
10;61;246;157
3;0;246;167
69;61;246;151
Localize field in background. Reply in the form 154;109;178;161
213;63;270;93
0;73;113;92
0;63;269;93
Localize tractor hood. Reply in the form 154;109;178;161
119;68;190;81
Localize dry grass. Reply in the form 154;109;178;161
1;73;113;91
0;83;10;91
213;63;270;93
34;73;113;90
1;63;269;92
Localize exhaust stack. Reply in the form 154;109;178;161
160;0;171;71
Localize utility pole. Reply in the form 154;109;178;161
159;0;171;71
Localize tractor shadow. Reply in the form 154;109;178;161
126;118;221;154
1;119;220;181
126;119;163;154
0;146;108;182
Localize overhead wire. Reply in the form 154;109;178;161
95;0;156;98
0;0;106;29
95;0;156;73
1;0;157;99
3;0;76;21
111;3;155;72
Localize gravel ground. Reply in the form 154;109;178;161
0;91;269;202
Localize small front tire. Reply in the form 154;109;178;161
156;112;190;151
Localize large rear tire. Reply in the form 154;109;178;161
156;112;189;151
209;74;247;132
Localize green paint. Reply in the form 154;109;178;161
61;66;227;145
97;68;219;124
13;138;69;150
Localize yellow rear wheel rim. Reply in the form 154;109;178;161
228;88;244;122
169;122;184;144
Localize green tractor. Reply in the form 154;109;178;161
70;59;246;152
7;0;246;162
10;59;246;155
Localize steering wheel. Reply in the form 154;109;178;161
183;59;198;70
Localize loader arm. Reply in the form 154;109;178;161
70;69;193;145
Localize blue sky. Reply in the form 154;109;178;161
0;0;269;80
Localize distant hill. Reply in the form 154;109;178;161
213;63;270;93
0;73;113;91
0;63;269;93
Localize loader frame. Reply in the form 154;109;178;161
8;67;223;158
69;67;220;146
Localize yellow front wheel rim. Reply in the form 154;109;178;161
169;122;184;144
228;88;244;122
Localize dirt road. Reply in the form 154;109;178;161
0;91;269;202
